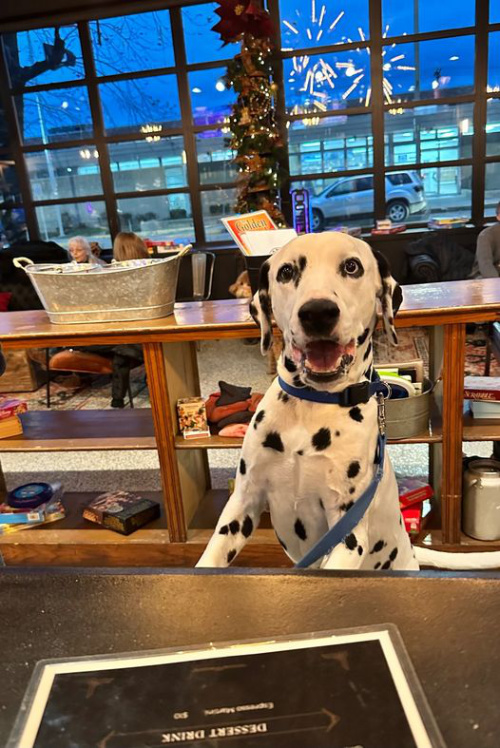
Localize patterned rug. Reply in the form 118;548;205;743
4;327;499;411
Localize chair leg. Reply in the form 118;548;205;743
128;381;134;408
484;323;493;377
46;348;51;409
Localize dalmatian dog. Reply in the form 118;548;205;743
197;232;500;572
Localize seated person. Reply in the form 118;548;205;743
113;231;149;262
471;201;500;278
68;236;106;266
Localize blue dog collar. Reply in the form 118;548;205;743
278;371;390;407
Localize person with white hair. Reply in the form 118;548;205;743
67;236;106;265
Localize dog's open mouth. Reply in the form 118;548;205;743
292;339;355;379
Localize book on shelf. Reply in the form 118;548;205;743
0;496;66;535
0;415;23;439
397;476;433;509
469;400;500;419
82;491;160;535
464;376;500;402
0;397;27;420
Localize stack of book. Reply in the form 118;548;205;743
397;477;433;539
464;376;500;419
371;220;406;235
0;397;27;439
0;483;65;535
428;216;468;230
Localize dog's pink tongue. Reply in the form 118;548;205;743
305;341;343;372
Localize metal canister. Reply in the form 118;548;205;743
462;458;500;540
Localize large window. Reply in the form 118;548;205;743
0;1;498;246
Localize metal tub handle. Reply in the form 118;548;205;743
12;257;34;272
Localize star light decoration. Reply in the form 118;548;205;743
282;2;415;117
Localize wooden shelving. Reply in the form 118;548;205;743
462;414;500;442
0;284;499;565
0;409;156;451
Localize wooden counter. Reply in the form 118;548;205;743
0;278;499;567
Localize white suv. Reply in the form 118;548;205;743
310;171;427;231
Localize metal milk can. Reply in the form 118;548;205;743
462;458;500;540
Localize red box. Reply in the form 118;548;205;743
401;505;423;537
397;476;433;509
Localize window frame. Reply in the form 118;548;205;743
0;0;497;247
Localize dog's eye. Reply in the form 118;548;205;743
342;258;363;277
277;263;295;283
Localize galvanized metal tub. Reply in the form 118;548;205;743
384;378;433;440
13;254;185;324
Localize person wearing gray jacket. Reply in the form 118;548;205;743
471;202;500;278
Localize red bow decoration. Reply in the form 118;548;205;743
212;0;274;44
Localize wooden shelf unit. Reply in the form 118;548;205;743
0;278;499;566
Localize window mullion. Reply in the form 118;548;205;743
369;0;386;221
170;6;205;246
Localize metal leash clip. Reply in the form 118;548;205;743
376;391;387;435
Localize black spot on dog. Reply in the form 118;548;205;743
239;458;246;475
277;391;290;403
263;331;271;351
293;374;303;388
392;331;399;344
349;487;356;495
297;449;304;456
277;536;287;551
344;533;357;550
294;257;308;288
371;539;385;554
364;366;373;379
242;515;253;538
259;260;270;291
363;342;372;361
319;498;325;510
294;518;307;540
382;560;391;570
219;525;229;535
284;356;297;372
312;427;331;451
357;327;370;346
389;547;398;562
263;431;284;452
229;520;240;535
259;291;271;319
335;430;340;437
249;301;258;322
358;545;363;556
389;316;394;325
227;549;237;564
347;461;360;479
349;406;363;422
340;500;354;512
254;410;265;429
374;562;381;569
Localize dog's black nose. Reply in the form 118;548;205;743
298;299;340;336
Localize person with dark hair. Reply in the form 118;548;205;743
471;201;500;278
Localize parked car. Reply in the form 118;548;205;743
310;171;427;231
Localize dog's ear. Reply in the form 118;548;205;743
249;260;273;355
372;250;402;346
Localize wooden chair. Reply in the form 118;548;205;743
46;349;134;409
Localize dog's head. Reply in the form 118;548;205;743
250;232;402;389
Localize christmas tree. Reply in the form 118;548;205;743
213;1;285;224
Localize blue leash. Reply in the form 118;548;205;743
295;432;385;568
277;372;389;569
